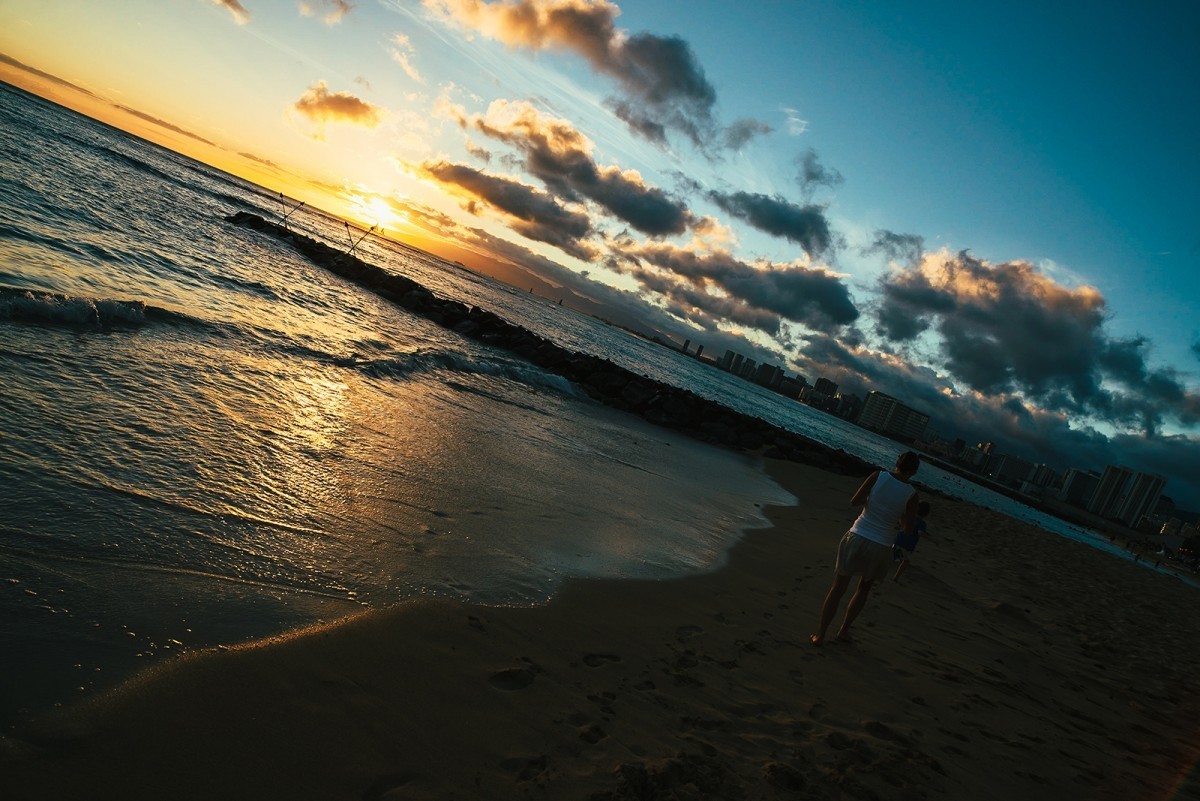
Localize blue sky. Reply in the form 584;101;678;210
2;0;1198;505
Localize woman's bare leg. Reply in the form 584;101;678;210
812;573;852;645
837;577;876;640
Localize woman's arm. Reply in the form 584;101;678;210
850;471;879;506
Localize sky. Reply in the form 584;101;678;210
2;0;1199;507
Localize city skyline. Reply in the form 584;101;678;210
1;1;1197;505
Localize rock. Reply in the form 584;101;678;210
400;289;432;310
452;319;480;337
587;371;629;396
736;430;766;450
620;380;657;408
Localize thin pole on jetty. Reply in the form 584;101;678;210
278;193;305;229
339;224;376;260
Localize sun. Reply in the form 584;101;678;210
346;193;405;230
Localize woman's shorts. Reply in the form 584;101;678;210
835;531;893;583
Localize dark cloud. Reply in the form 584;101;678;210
707;190;833;258
609;100;669;146
426;0;723;150
465;140;492;163
874;252;1200;435
722;119;774;150
794;148;843;198
618;240;859;333
453;100;691;236
862;229;925;266
1192;339;1200;362
415;159;596;260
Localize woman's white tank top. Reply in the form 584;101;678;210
849;471;915;545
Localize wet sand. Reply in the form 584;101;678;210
3;459;1198;800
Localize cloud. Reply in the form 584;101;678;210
238;151;281;169
781;107;808;136
390;33;424;82
291;81;383;127
722;118;773;151
1192;339;1200;362
451;98;691;235
873;251;1200;434
111;104;218;146
707;190;834;258
424;0;722;149
212;0;251;25
616;239;859;334
862;229;925;266
0;52;100;98
299;0;356;24
794;148;843;198
413;159;597;260
465;139;492;162
809;337;1200;507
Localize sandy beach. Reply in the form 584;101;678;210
3;458;1197;801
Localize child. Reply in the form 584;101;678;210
892;501;930;582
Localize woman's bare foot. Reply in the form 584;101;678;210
809;634;824;646
835;630;853;643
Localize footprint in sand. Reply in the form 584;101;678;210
489;667;536;691
675;625;705;640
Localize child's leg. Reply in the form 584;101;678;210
894;556;909;581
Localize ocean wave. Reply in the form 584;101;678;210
0;285;149;329
355;349;579;396
0;285;212;333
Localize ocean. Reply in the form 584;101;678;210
0;81;1133;726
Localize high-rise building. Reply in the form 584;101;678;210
987;453;1035;487
814;377;838;397
1116;472;1167;527
1029;464;1059;488
1087;465;1134;518
857;391;929;442
753;362;782;388
1059;468;1100;507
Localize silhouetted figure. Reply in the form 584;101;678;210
811;451;921;645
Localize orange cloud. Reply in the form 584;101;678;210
291;81;383;127
425;0;620;61
212;0;251;25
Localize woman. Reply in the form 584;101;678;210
811;450;921;645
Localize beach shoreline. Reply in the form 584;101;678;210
4;458;1197;801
